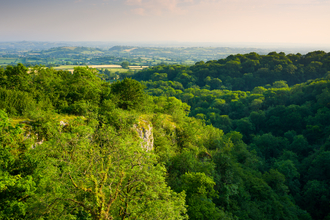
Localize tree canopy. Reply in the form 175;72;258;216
1;51;330;220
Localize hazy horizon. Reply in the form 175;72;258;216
1;41;330;55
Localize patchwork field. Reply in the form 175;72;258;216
52;65;148;72
0;58;17;65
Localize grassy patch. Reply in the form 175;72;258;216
62;47;77;50
52;65;148;73
9;114;83;127
0;58;16;64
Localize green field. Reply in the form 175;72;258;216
0;58;17;65
53;65;88;70
52;65;148;72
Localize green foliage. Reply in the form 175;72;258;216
180;172;221;220
121;61;129;69
2;64;30;91
0;88;36;116
130;51;330;220
0;110;36;219
111;78;146;110
1;60;330;220
301;180;330;219
29;120;187;219
135;51;330;91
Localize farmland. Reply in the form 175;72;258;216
0;43;276;68
52;64;148;72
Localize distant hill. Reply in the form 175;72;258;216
109;46;136;51
41;46;104;55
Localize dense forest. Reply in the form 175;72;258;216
1;50;330;219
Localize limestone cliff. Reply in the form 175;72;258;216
134;120;154;151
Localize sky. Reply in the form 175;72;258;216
0;0;330;46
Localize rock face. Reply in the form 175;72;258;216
134;120;154;151
21;120;68;149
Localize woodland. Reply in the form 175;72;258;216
1;50;330;220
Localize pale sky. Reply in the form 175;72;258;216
1;0;330;46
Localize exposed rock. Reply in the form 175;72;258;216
32;139;44;149
19;120;31;124
134;120;154;151
60;121;68;126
